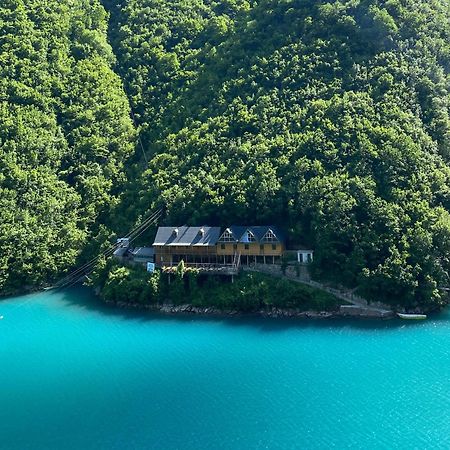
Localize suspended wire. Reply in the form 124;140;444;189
42;102;156;291
53;208;162;290
125;209;162;241
76;208;160;274
55;209;161;288
126;212;161;244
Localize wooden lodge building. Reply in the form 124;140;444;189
216;226;285;265
114;225;313;275
153;225;286;267
153;226;221;267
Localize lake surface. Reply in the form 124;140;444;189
0;288;449;449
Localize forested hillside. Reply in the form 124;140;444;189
3;0;450;308
105;0;450;308
0;0;135;294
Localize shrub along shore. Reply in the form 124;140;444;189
88;260;400;319
91;260;344;317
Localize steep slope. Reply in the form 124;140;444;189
106;0;450;308
0;0;136;293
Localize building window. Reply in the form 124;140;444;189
263;229;278;242
221;244;225;250
245;244;249;250
233;244;237;250
246;230;256;242
219;228;234;242
260;244;264;251
272;244;277;250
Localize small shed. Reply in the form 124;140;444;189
113;237;131;259
297;249;314;264
113;247;129;258
130;247;155;264
117;238;130;247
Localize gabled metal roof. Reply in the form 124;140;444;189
153;226;221;246
113;247;128;257
226;226;247;242
131;247;155;257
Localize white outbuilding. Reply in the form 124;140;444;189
297;249;314;264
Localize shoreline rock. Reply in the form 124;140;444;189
102;300;396;320
1;286;441;318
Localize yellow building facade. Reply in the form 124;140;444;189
216;226;285;265
153;226;286;267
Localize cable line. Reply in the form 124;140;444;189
52;208;162;290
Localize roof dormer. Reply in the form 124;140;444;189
240;229;256;243
218;228;235;242
262;228;279;242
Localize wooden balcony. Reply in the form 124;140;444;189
161;262;239;276
162;254;241;276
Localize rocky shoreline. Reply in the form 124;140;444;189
103;300;395;319
1;286;437;319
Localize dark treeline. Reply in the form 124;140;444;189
3;0;450;309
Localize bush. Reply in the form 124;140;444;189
97;264;342;312
99;263;161;304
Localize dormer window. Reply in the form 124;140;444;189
219;228;234;242
173;228;179;237
262;229;277;242
246;230;256;242
239;228;257;243
199;227;205;236
239;230;257;242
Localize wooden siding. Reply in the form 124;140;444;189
154;241;285;267
154;245;217;266
216;242;284;256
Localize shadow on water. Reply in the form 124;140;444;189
52;286;450;333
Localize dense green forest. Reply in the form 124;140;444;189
104;0;450;308
0;0;135;293
2;0;450;309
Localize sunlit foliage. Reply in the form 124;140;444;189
108;0;450;308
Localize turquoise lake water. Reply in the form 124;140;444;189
0;288;449;449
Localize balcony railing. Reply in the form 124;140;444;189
162;254;241;275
